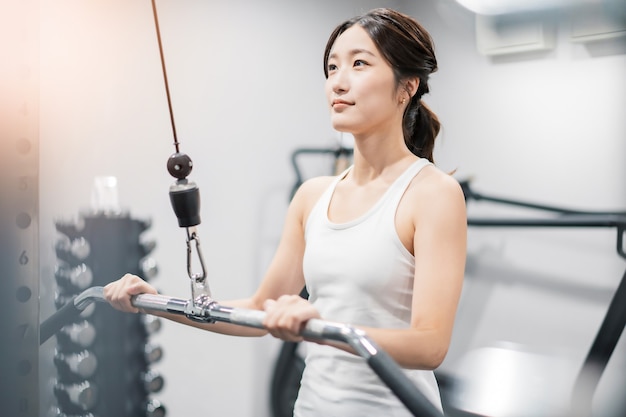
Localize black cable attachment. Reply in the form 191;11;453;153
169;180;201;228
167;153;201;228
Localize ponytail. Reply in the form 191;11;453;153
403;95;440;163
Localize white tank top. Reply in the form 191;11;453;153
294;159;443;417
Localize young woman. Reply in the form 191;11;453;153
105;8;467;416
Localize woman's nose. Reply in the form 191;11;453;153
329;68;349;94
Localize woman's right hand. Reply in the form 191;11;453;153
103;273;158;313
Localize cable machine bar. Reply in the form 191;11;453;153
466;215;626;260
289;147;354;200
40;287;444;417
461;180;626;217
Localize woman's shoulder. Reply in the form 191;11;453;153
287;175;338;220
293;175;336;205
407;163;466;209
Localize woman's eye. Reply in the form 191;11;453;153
327;63;338;72
354;59;367;67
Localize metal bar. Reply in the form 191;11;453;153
290;148;338;200
289;147;354;200
571;267;626;416
467;214;626;261
136;294;444;417
467;214;625;228
471;192;590;214
461;181;626;217
42;287;443;417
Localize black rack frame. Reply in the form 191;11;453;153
461;180;626;416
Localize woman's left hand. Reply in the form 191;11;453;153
262;295;321;342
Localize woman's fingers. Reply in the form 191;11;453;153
262;295;320;342
103;273;157;313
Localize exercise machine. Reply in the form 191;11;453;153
456;180;626;417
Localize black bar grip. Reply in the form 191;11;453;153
169;180;201;227
572;267;626;414
40;297;82;345
367;350;444;417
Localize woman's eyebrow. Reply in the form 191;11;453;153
328;48;376;60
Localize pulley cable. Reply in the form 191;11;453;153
150;0;211;303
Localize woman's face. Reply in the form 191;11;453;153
325;25;402;137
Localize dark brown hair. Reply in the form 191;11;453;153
324;8;440;162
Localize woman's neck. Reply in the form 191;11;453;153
349;137;417;184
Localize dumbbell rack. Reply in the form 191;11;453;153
51;213;166;417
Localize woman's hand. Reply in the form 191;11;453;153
262;295;321;342
103;273;158;313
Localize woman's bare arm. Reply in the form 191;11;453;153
263;169;467;369
103;176;332;337
348;170;467;369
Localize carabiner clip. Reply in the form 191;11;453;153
185;227;211;301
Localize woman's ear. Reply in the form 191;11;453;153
406;77;420;99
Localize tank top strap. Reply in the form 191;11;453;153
305;159;431;234
304;167;351;237
322;165;351;205
383;158;432;209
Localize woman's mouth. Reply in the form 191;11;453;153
332;99;353;109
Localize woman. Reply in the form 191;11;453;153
105;8;466;416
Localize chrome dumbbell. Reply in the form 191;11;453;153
54;350;98;380
146;398;167;417
141;314;162;335
56;321;96;350
55;236;91;265
53;380;98;412
144;343;164;365
55;264;93;292
142;370;165;394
